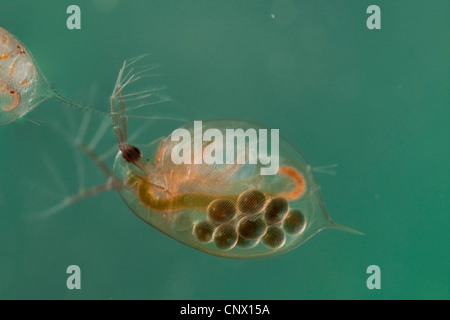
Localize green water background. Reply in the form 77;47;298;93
0;0;448;299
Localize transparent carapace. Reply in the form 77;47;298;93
0;27;101;124
39;57;362;259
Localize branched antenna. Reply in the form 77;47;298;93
110;56;158;168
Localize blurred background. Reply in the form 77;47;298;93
0;0;448;299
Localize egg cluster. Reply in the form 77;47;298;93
193;189;306;251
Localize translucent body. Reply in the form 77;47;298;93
0;27;51;124
113;120;359;259
0;27;100;124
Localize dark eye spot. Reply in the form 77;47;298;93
121;144;141;163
